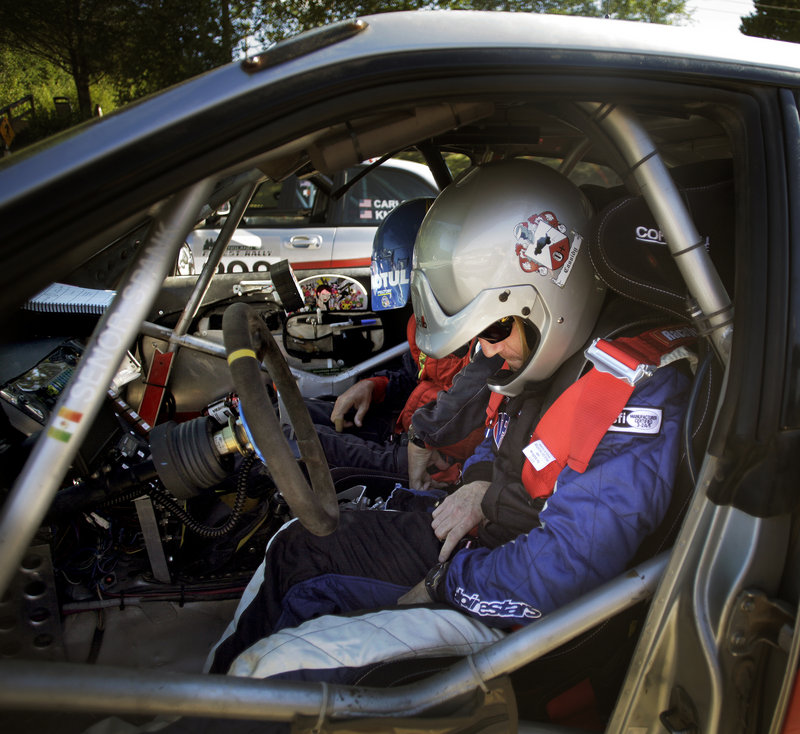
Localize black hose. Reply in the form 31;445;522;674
47;461;157;518
148;452;257;538
99;487;148;509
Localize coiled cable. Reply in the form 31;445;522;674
148;452;258;538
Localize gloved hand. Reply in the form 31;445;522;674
431;480;490;562
407;443;450;490
329;379;374;430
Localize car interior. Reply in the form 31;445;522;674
1;20;794;731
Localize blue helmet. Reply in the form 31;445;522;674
371;197;434;311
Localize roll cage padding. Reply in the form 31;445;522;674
222;301;338;536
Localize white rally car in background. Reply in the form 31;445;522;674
183;158;438;276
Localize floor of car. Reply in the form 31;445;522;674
3;598;239;734
63;598;239;671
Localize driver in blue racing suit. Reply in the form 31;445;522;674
208;159;693;676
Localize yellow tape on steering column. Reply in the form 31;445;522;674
227;348;258;365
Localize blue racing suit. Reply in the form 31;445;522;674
208;360;689;673
441;363;690;625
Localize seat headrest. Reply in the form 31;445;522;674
588;159;735;321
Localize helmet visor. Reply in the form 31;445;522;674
411;268;540;358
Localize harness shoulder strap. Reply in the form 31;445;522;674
484;361;509;428
521;325;697;499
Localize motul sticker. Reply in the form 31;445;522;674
608;406;663;435
514;211;570;276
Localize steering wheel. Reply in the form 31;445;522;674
222;301;338;536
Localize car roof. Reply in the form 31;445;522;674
0;10;797;315
356;11;800;73
3;10;797;206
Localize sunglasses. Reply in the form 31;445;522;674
477;316;515;344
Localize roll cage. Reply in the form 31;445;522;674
0;10;799;733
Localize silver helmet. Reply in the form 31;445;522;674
411;159;606;396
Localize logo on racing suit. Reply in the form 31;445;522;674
514;211;570;276
454;587;542;620
492;411;510;449
656;326;697;344
607;406;663;435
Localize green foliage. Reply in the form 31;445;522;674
257;0;688;42
1;0;690;149
0;46;118;150
112;1;259;103
258;2;436;42
596;0;688;23
0;1;124;119
741;0;800;43
0;47;71;110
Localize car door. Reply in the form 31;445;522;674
326;160;438;271
185;176;333;274
184;160;437;276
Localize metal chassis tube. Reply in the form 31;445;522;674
0;179;215;595
170;175;262;346
0;553;667;723
140;320;411;392
138;177;261;427
579;105;739;732
580;102;734;366
196;169;265;224
0;106;715;725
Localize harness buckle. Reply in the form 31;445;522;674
585;339;656;386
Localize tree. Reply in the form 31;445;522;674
0;1;123;119
445;0;686;21
256;0;688;43
113;1;261;102
0;1;261;118
741;0;800;43
591;0;688;23
258;2;436;43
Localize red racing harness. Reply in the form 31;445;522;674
485;325;698;500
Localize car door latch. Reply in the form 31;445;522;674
727;588;795;656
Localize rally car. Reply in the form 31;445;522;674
1;9;799;733
183;157;438;277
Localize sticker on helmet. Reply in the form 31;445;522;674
370;197;431;310
371;243;411;310
514;211;570;275
552;234;583;289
